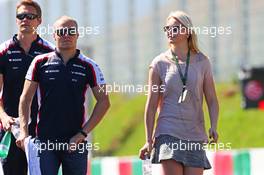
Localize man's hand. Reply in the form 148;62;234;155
16;132;28;151
68;132;86;152
1;114;15;131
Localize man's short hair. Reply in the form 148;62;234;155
16;0;42;18
54;16;78;29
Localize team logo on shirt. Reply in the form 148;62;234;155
7;50;22;54
99;73;104;81
71;71;86;77
45;70;60;73
44;62;60;66
9;58;22;62
73;64;86;70
34;51;43;55
96;65;104;81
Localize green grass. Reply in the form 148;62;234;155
93;93;146;155
213;84;264;148
92;83;264;156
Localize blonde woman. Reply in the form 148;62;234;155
139;11;219;175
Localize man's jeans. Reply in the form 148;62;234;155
36;140;88;175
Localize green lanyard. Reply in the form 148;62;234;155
172;49;191;90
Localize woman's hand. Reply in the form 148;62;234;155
209;128;218;143
139;141;153;160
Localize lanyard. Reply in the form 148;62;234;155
171;49;191;89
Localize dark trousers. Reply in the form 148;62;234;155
1;133;27;175
38;141;88;175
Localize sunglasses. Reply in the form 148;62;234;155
16;13;38;20
55;27;77;37
163;25;182;33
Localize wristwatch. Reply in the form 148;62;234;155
79;130;87;137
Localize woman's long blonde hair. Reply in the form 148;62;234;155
167;11;200;53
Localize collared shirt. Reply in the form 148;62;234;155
150;49;213;142
0;34;54;136
26;49;105;141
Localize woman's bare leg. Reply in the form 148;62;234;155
183;166;203;175
161;159;183;175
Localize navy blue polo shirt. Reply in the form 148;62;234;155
0;35;54;135
26;49;105;141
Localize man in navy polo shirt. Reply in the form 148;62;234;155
0;0;54;174
17;16;110;175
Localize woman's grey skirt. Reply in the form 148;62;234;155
151;134;211;170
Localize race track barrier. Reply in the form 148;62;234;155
86;149;264;175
